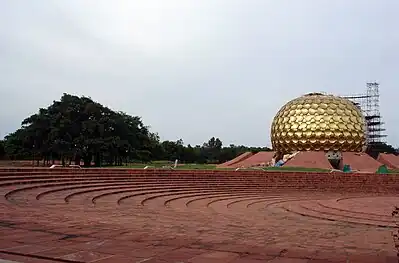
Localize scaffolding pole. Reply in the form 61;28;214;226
341;82;387;144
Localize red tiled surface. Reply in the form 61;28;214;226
58;250;114;262
188;251;239;263
0;168;398;262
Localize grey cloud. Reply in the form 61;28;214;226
1;0;398;147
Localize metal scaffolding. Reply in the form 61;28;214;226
341;82;387;144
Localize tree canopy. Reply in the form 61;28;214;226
2;93;270;166
366;142;398;159
0;140;5;159
3;93;396;166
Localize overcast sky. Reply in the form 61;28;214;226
0;0;398;147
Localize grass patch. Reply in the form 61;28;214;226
109;162;330;172
109;162;218;170
175;164;217;170
96;162;399;174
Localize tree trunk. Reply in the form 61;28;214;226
74;156;81;166
94;152;101;167
83;154;92;167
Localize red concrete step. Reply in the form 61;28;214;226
281;200;395;227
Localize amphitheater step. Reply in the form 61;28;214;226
0;259;21;263
0;168;398;262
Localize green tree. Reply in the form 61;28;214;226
2;93;276;165
366;142;398;159
0;140;5;159
147;132;165;160
202;137;223;163
181;144;198;163
4;93;155;167
161;139;185;161
3;128;34;160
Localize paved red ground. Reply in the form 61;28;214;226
0;168;398;263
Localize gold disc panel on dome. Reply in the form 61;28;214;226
271;93;367;153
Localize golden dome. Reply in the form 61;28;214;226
271;92;367;153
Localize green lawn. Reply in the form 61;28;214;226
111;162;218;170
110;162;329;172
108;162;399;174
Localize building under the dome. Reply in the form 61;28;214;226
270;92;367;154
218;84;396;172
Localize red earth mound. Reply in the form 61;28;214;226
377;153;399;169
216;151;253;168
229;151;275;168
341;152;383;173
283;151;333;170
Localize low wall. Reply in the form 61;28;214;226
0;168;398;193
